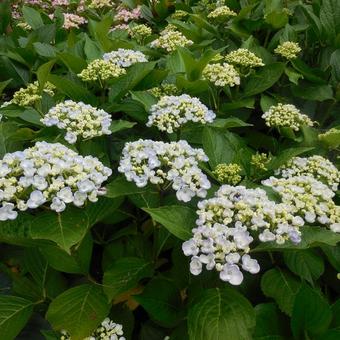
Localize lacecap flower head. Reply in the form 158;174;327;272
262;103;313;131
118;139;211;202
41;100;112;144
61;317;125;340
276;155;339;191
0;141;112;220
102;48;148;68
182;185;303;285
203;63;240;87
263;175;340;233
146;94;216;133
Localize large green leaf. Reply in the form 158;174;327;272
0;295;33;340
261;268;301;316
46;284;110;340
22;6;43;29
320;0;340;44
243;63;285;97
103;257;154;300
134;278;183;327
188;287;256;340
30;208;89;253
108;62;156;102
105;176;153;198
143;205;196;240
291;284;332;337
283;249;324;284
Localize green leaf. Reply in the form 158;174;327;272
0;79;12;97
58;53;87;74
330;50;340;81
33;42;57;58
22;6;44;29
30;208;89;253
103;257;154;300
283;249;324;284
109;62;156;102
254;303;286;339
130;91;158;111
105;176;153;198
46;284;110;340
0;295;33;340
243;63;285;97
209;118;253;129
188;287;255;340
320;0;340;45
322;245;340;272
37;60;55;90
319;127;340;149
291;83;333;101
109;120;136;134
48;75;98;105
291;284;332;337
134;278;183;327
143;206;196;240
261;268;301;316
202;127;235;168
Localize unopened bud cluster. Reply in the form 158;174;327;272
213;163;242;185
3;81;55;107
182;185;303;285
274;41;301;60
78;59;126;82
146;94;216;133
262;103;313;131
202;63;240;87
225;48;264;69
129;24;152;40
0;142;112;220
148;84;180;98
251;153;271;172
118;139;211;202
41;100;112;144
208;6;237;21
150;26;193;52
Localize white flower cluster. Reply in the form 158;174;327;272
0;141;112;220
150;26;193;52
61;318;125;340
225;48;264;69
183;185;303;285
41;100;112;144
276;155;339;191
118;139;211;202
202;63;240;87
146;94;216;133
274;41;301;60
263;176;340;233
262;103;314;131
103;48;148;68
63;13;87;30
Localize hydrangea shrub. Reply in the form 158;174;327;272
0;0;339;339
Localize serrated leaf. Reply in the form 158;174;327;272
188;287;255;340
46;284;110;340
134;278;183;327
143;206;196;240
243;63;285;97
30;208;89;253
283;249;324;283
0;295;33;340
261;268;301;316
103;257;154;300
291;284;332;337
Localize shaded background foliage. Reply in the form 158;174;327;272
0;0;339;339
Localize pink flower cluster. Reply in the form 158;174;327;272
63;13;87;30
115;6;142;22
